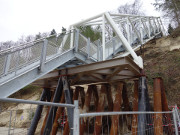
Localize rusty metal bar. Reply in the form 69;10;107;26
93;84;107;135
153;77;163;135
122;82;130;111
132;80;138;135
51;92;65;135
110;82;123;135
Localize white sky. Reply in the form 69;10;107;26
0;0;160;42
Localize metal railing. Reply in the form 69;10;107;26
0;98;75;135
0;31;73;78
73;101;180;135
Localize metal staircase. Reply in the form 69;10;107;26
0;12;165;98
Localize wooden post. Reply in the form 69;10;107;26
132;80;138;135
160;78;173;134
80;85;93;135
110;82;123;135
106;84;113;111
51;92;65;135
92;85;99;111
93;85;107;135
153;78;163;135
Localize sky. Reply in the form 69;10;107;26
0;0;160;42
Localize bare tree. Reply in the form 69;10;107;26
117;0;144;15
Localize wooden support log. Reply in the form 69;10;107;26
92;85;99;111
110;82;123;135
63;120;70;135
105;84;113;111
80;85;94;135
160;78;173;135
79;87;85;108
132;80;138;135
93;85;107;135
51;92;65;135
153;78;163;135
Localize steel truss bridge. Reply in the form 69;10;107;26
0;12;165;98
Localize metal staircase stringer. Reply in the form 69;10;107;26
0;49;75;98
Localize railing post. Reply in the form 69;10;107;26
173;108;179;135
8;110;12;135
112;38;115;56
74;29;79;52
73;100;79;135
39;39;48;72
4;54;11;75
97;40;100;61
87;38;90;59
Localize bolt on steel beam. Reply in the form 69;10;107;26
110;82;123;135
132;80;138;135
153;77;163;135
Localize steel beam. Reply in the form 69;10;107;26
138;76;152;135
110;82;123;135
28;88;49;135
43;77;63;135
51;92;65;135
0;49;75;98
62;76;74;135
153;78;163;135
132;80;138;135
94;85;107;135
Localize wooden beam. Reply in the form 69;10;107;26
110;82;123;135
132;80;138;135
94;85;107;135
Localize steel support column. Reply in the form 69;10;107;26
43;77;63;135
138;76;152;135
28;88;49;135
62;76;74;135
93;85;107;135
110;82;123;135
153;78;163;135
132;80;138;135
